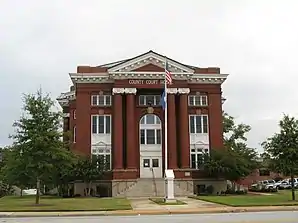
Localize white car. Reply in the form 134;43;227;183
276;180;291;189
23;189;37;195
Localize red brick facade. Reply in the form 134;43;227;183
58;51;228;180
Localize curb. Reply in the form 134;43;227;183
0;206;298;218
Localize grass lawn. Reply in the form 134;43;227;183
0;195;132;212
190;190;298;207
149;198;186;205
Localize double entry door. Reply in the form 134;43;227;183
140;156;162;178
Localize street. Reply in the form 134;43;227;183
1;211;298;223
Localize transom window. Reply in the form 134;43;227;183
91;95;112;106
140;114;161;125
190;145;209;169
188;94;208;106
92;115;111;134
139;95;161;106
189;115;208;133
140;129;161;145
92;145;111;170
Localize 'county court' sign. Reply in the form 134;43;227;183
128;79;165;85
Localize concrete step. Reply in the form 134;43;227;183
115;178;194;197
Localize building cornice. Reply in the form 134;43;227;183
69;72;228;84
57;91;76;107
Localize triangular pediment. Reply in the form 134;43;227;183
93;141;108;147
132;63;164;72
108;51;195;73
194;141;208;145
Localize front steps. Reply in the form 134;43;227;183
115;178;194;197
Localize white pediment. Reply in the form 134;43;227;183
194;141;208;145
93;141;109;147
108;51;195;73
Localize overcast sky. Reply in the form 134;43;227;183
1;0;297;152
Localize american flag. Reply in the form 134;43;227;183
165;60;173;85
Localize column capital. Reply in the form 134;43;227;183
124;88;137;94
178;88;190;94
112;88;125;95
166;88;178;94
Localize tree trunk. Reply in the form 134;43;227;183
20;189;23;197
290;174;296;201
35;178;40;205
231;181;236;192
88;181;92;196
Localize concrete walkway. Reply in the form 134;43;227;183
130;197;224;211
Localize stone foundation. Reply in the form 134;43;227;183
72;178;227;197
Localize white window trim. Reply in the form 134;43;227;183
91;95;112;106
140;129;161;145
188;95;208;106
73;110;76;120
190;145;209;169
91;115;112;134
73;126;76;143
189;115;209;134
139;95;161;106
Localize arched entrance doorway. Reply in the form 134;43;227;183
139;114;162;178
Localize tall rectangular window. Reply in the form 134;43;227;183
140;129;162;145
188;94;208;106
190;147;209;169
91;95;112;106
189;115;208;133
91;115;111;134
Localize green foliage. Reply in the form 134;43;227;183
74;155;106;196
203;112;259;186
0;181;13;197
204;147;258;182
6;89;75;203
1;147;34;191
262;114;298;200
223;112;251;148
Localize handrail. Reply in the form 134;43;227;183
151;168;157;196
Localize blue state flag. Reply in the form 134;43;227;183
160;89;166;110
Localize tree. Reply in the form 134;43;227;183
0;147;34;196
75;156;106;196
262;114;298;201
10;89;74;204
51;154;78;197
223;112;251;148
203;112;259;191
204;146;259;190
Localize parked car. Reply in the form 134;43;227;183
250;180;278;192
23;189;37;195
287;178;298;188
277;180;292;190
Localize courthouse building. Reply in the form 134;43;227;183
57;50;229;197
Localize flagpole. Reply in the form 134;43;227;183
164;59;168;172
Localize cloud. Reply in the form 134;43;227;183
1;0;298;149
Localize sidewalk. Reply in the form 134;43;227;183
0;206;298;218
